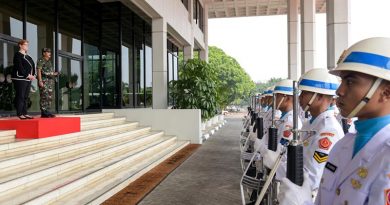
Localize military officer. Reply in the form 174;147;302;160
37;48;58;118
279;37;390;205
254;86;282;155
262;79;303;180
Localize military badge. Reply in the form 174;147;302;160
351;178;362;190
319;137;332;150
357;167;368;179
313;151;328;163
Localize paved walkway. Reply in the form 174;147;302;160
139;116;243;205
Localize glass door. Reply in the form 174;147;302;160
58;55;83;111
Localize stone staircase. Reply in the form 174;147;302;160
0;113;189;204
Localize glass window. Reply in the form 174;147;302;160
58;0;81;55
145;45;152;107
84;44;101;109
167;40;179;106
84;0;101;46
0;0;23;38
199;2;204;31
26;0;56;113
121;45;134;107
100;2;120;108
168;52;173;83
135;33;144;107
193;0;197;23
121;6;134;108
173;54;178;81
101;51;117;107
83;0;101;110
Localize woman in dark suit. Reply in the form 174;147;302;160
11;40;36;120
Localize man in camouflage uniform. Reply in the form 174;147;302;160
37;48;58;118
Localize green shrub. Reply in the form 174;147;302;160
170;59;217;120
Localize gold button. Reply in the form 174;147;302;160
336;188;340;195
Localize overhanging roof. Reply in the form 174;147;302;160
205;0;326;18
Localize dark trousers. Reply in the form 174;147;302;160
13;80;31;116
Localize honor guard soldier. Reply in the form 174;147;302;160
278;69;344;205
262;79;303;179
37;48;58;118
279;37;390;205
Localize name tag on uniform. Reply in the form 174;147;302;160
325;162;337;173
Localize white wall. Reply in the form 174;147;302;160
130;0;192;46
103;109;203;144
127;0;206;49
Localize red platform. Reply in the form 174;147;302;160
0;117;80;139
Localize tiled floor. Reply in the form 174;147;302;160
139;116;243;205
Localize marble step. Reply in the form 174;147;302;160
0;130;16;144
26;137;183;205
0;135;177;204
0;126;151;174
0;128;156;184
81;117;128;131
0;122;140;160
61;113;114;121
55;140;190;205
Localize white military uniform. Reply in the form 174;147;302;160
301;110;344;191
315;124;390;205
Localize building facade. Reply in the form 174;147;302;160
0;0;207;115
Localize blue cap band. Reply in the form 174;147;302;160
274;86;293;92
299;79;338;90
344;51;390;70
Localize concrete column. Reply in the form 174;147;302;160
288;0;299;80
300;0;316;74
184;0;194;62
326;0;350;70
199;3;209;62
152;18;168;109
184;45;194;61
188;0;194;23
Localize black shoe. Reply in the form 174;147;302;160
44;110;56;118
41;111;50;118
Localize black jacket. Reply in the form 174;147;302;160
11;52;36;81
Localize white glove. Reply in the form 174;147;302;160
258;139;268;156
263;148;280;169
278;173;313;205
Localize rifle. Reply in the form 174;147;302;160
286;81;304;186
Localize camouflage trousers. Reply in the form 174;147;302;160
39;79;54;111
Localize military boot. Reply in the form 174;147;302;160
41;110;50;118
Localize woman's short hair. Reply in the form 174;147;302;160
18;39;29;46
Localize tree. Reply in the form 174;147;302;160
255;77;283;94
174;46;255;117
207;46;256;110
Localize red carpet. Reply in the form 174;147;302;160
0;117;80;139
